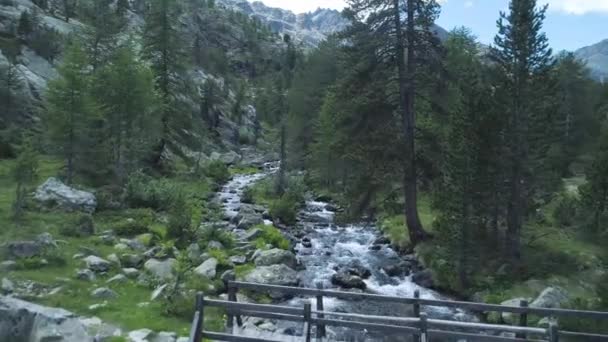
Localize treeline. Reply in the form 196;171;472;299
1;0;290;185
282;0;608;290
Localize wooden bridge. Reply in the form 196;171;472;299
188;281;608;342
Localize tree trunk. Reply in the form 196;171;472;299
393;0;430;246
277;119;287;195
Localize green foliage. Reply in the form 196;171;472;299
251;225;290;250
114;220;150;237
29;26;62;62
17;10;34;37
125;172;176;210
551;192;580;227
11;135;38;221
269;197;297;226
167;191;193;247
199;225;235;249
204;160;231;185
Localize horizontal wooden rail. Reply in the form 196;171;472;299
203;298;303;315
230;281;608;320
311;317;421;334
427;317;547;335
202;331;282;342
559;330;608;340
427;329;543;342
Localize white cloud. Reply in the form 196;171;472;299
464;0;474;8
542;0;608;14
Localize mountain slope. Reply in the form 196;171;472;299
575;39;608;82
217;0;348;47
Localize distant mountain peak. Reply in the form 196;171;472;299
575;39;608;82
217;0;349;47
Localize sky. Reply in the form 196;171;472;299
257;0;608;51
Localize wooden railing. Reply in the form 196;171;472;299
188;281;608;342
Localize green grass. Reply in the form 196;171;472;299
0;156;225;336
229;166;260;176
251;224;290;250
378;195;436;250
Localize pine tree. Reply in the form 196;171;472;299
492;0;553;261
45;42;97;185
580;124;608;235
80;0;125;70
93;41;161;183
17;10;34;37
12;135;38;221
344;0;442;244
142;0;189;167
0;61;23;126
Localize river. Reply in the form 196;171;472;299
218;165;474;341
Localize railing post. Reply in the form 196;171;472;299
549;322;559;342
304;302;312;342
413;290;421;342
419;313;428;342
226;280;242;328
516;299;528;339
194;292;204;342
316;282;326;339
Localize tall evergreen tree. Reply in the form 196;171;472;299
80;0;125;70
492;0;553;261
142;0;189;167
45;42;97;184
344;0;441;244
12;135;38;221
93;42;161;183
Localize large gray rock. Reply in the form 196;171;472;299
531;287;569;309
244;265;299;287
144;259;176;280
35;178;97;213
412;269;434;288
194;258;218;279
91;287;117;299
120;254;144;268
331;272;366;290
254;249;297;269
0;296;95;342
83;255;111;273
4;240;42;259
500;298;530;324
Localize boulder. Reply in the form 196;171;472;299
229;255;247;265
91;287;117;299
107;253;121;267
194;258;218;279
34;177;97;213
244;265;299;288
221;270;236;283
531;287;569;309
120;254;144;268
243;228;264;241
106;274;127;284
36;233;57;248
208;240;224;250
412;269;434;288
144;258;176;280
76;269;96;282
186;243;201;263
75;215;95;236
5;240;42;259
500;298;530;324
340;260;371;279
128;328;153;342
0;261;16;272
1;278;14;294
382;262;411;277
83;256;111;273
254;249;297;269
151;284;168;301
0;296;95;342
123;268;140;279
331;272;367;290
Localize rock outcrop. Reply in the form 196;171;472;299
35;178;97;213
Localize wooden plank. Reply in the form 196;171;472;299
203;299;303;315
304;303;312;342
549;322;559;342
229;281;608;320
311;318;420;334
236;310;305;323
428;329;539;342
189;311;201;342
559;330;608;340
427;318;547;335
202;331;281;342
312;310;419;325
316;282;326;339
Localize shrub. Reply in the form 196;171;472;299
59;214;95;237
198;224;235;249
269;196;297;225
238;127;254;145
204;160;231;185
552;192;579;227
167;192;193;247
252;225;290;250
125;171;176;210
241;186;254;204
96;185;124;211
114;220;149;236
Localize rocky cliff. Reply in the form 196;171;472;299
575;39;608;82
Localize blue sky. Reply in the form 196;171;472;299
268;0;608;51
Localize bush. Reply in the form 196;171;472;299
96;185;124;211
238;127;254;145
59;214;95;237
167;192;193;247
204;160;231;185
114;219;149;236
252;225;290;250
125;171;176;210
199;224;235;249
552;192;579;227
241;187;254;204
269;196;297;225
